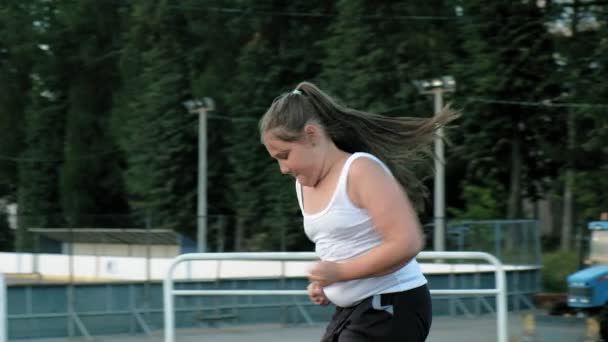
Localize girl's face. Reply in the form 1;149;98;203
263;127;322;187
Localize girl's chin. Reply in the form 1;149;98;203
296;176;312;186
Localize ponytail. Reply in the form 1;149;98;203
259;81;459;212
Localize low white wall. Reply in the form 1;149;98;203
71;243;180;258
0;252;313;281
0;252;539;281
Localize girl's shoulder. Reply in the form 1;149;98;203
348;152;392;176
346;153;394;207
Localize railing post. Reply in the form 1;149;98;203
417;251;508;342
1;273;7;342
481;252;507;342
163;261;177;342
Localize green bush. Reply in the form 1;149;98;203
542;251;579;292
448;184;504;220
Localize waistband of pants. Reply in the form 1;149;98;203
379;283;428;306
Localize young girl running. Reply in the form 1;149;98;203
260;81;458;341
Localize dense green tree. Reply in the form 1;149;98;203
179;0;261;250
113;1;197;236
56;1;129;227
225;1;333;251
14;1;68;250
322;1;457;109
451;1;562;221
185;11;233;249
581;6;608;221
320;0;461;219
512;0;608;249
1;1;606;254
0;3;33;199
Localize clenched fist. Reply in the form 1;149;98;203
307;281;329;305
308;260;342;287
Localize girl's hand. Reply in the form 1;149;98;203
307;281;329;305
308;261;342;287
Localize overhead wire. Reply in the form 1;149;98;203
165;4;458;21
2;3;606;163
465;97;608;108
159;3;601;34
0;100;435;163
0;118;199;163
3;95;605;164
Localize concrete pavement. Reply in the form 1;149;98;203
15;312;589;342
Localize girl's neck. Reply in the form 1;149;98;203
314;145;349;188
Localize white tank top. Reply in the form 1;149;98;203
295;152;427;307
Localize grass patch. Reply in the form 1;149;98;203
541;250;579;292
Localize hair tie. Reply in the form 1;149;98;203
291;89;302;95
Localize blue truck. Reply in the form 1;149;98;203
567;220;608;340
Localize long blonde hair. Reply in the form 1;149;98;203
259;81;459;212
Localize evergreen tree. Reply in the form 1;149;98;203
56;0;129;227
322;1;456;111
225;1;333;251
179;0;257;250
113;1;201;237
582;5;608;220
4;1;607;255
320;0;460;218
0;3;33;199
15;1;67;250
547;0;608;233
452;1;561;220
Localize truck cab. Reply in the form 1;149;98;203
567;264;608;308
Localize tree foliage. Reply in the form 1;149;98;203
0;1;606;252
0;3;33;199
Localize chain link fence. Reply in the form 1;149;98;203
0;216;546;282
3;212;311;255
424;220;542;266
4;215;547;264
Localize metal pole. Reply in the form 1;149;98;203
433;89;446;252
197;108;207;253
163;262;176;342
145;212;151;321
67;228;74;338
0;273;6;342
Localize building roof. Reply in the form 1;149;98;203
29;228;181;245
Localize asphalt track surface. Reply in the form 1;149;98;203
17;312;591;342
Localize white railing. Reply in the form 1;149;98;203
163;251;507;342
1;273;6;342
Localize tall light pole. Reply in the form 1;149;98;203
413;76;456;252
183;97;215;253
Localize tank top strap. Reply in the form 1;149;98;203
333;152;392;207
295;180;304;211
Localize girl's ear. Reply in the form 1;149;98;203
303;124;320;146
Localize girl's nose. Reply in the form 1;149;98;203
279;163;290;175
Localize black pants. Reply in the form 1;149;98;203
321;284;432;342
